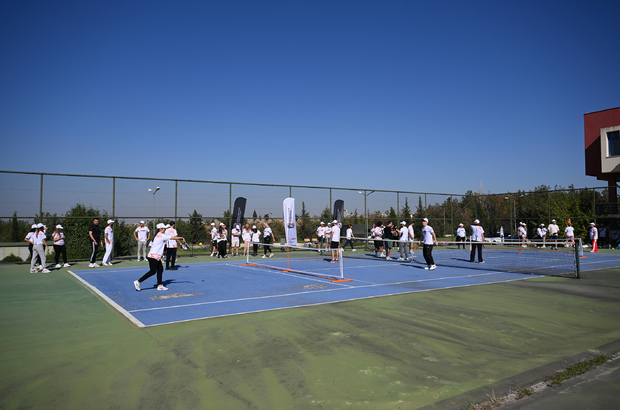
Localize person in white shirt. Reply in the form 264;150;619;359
408;222;415;257
518;222;527;248
25;224;41;268
536;224;547;248
420;218;437;270
372;222;384;257
134;221;150;261
589;222;599;253
342;224;355;251
564;221;575;247
210;222;218;257
470;219;484;263
52;224;70;268
165;221;179;269
242;224;252;256
216;223;229;258
316;222;326;250
456;223;467;249
329;220;341;262
251;225;261;256
231;223;241;257
548;219;560;250
27;223;50;273
398;221;409;260
134;223;185;292
324;223;332;253
262;223;275;258
102;220;114;266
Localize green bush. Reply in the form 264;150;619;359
1;254;23;263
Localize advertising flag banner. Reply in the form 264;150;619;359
232;197;247;229
333;199;344;225
283;198;297;246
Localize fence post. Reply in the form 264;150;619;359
175;180;178;223
39;174;43;220
112;177;116;220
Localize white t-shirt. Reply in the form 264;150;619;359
470;225;484;242
135;226;150;241
456;227;466;238
548;224;559;235
565;226;575;237
317;226;325;237
408;225;415;241
399;226;409;241
105;226;114;243
537;227;547;238
373;227;383;240
211;227;218;239
165;228;177;248
590;227;598;240
148;233;171;260
264;227;273;238
53;231;65;246
518;226;527;237
346;228;353;239
25;232;35;243
242;228;252;241
251;230;261;242
330;224;341;242
33;231;46;245
324;227;332;239
216;229;227;243
421;226;435;245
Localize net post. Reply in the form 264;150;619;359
574;238;581;279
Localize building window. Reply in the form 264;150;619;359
608;131;620;157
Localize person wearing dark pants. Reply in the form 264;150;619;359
262;223;274;258
52;224;69;267
421;218;438;270
165;221;179;269
470;219;485;263
88;218;102;268
456;223;467;249
134;223;185;292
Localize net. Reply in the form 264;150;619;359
340;237;582;278
240;242;352;282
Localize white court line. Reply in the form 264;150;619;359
66;270;146;328
128;270;537;313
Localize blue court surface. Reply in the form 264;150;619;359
67;252;620;327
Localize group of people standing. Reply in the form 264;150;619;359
25;223;71;273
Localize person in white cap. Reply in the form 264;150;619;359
210;222;218;257
564;220;575;247
420;218;437;270
251;225;261;256
134;221;150;261
329;220;341;262
134;223;186;292
27;224;50;273
589;222;599;252
316;222;326;251
52;224;70;268
88;218;103;267
536;224;547;248
548;219;559;250
25;224;41;269
408;221;416;258
470;219;484;263
216;223;229;259
242;223;252;256
342;224;356;251
518;222;527;248
102;220;114;266
456;223;467;249
324;223;332;253
231;223;241;257
398;221;409;260
262;222;275;258
165;221;180;269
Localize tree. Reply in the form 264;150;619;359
63;203;108;260
252;210;258;219
400;198;412;224
416;197;425;218
387;207;398;226
297;202;313;239
186;210;207;244
320;205;332;223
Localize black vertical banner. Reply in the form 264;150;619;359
333;200;344;224
232;197;247;229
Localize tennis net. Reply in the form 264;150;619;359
240;242;352;282
340;237;582;278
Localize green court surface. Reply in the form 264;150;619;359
1;255;619;410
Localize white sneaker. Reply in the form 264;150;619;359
386;256;392;260
92;263;100;268
42;269;51;273
30;269;36;273
424;266;430;270
157;285;168;291
380;253;385;258
352;249;356;252
269;253;274;258
88;263;94;268
210;252;214;257
134;280;141;291
63;263;70;267
429;265;437;271
262;255;267;258
55;264;62;268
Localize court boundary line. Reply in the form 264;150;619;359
66;270;146;328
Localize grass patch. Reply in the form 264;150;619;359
544;353;612;386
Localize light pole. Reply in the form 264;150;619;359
358;190;375;250
148;187;160;227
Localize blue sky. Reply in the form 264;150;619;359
1;0;619;199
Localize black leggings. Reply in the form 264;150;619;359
166;247;177;268
54;244;67;264
423;244;435;266
456;236;466;249
470;243;483;262
218;240;227;257
90;242;99;263
139;257;164;285
263;236;272;255
253;243;259;255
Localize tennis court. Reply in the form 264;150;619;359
68;249;617;328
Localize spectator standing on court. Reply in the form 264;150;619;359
216;223;228;259
134;221;150;261
342;224;356;251
420;218;437;270
324;223;332;252
25;224;41;269
242;224;252;256
165;221;179;269
518;222;527;247
28;223;50;273
408;221;415;257
133;223;185;292
564;221;575;246
316;222;326;251
470;219;484;263
329;220;341;262
611;231;619;249
383;221;394;260
88;218;102;268
456;223;467;249
231;223;241;257
398;221;409;260
599;225;607;248
102;220;114;266
251;225;261;256
590;222;599;252
548;219;560;250
210;222;218;257
262;222;275;258
372;222;384;257
52;224;70;268
536;224;547;248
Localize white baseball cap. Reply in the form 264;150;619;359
165;224;170;228
552;219;556;222
401;221;406;225
590;222;595;225
107;219;114;224
56;224;63;229
211;222;215;226
156;223;166;229
320;221;324;225
422;218;428;222
459;223;464;226
332;220;338;224
474;219;480;224
252;225;256;229
36;223;44;228
140;220;145;224
31;224;37;229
